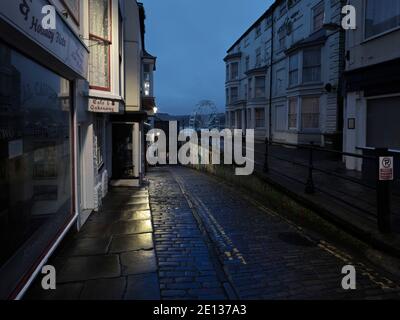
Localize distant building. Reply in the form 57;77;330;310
225;0;345;148
343;0;400;170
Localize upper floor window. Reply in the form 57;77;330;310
226;64;229;80
312;1;325;32
303;47;321;83
289;53;299;87
230;87;239;102
278;27;286;51
245;56;250;71
264;42;270;63
244;84;248;100
89;0;111;91
255;23;262;38
248;78;253;99
226;88;229;104
279;1;287;16
230;62;239;80
255;76;266;98
265;16;272;30
301;97;320;130
365;0;400;39
255;48;262;67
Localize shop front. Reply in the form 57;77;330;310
0;0;88;299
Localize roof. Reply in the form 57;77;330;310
226;0;282;53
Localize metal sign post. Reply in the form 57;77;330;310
376;149;393;233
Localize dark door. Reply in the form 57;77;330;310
112;124;134;179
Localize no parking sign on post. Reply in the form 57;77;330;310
379;156;394;181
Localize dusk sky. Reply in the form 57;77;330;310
141;0;274;115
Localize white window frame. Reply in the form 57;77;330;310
312;1;325;33
288;97;298;130
301;96;320;131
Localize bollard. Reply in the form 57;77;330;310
264;137;269;173
376;148;392;233
305;142;315;194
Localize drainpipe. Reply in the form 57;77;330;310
268;12;275;142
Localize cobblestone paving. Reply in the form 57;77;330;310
149;166;400;300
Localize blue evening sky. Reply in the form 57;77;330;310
140;0;274;115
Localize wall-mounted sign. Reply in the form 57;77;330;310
88;98;120;113
0;0;88;78
379;156;394;181
348;118;355;130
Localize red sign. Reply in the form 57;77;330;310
379;157;394;181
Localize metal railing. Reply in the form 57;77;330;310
261;138;396;234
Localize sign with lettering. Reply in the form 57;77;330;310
379;156;394;181
88;98;120;113
0;0;88;78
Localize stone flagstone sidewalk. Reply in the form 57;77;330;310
25;187;160;300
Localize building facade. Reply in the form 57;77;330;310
343;0;400;170
0;0;155;299
225;0;345;148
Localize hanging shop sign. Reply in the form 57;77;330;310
88;98;121;113
0;0;88;78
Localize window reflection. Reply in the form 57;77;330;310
0;42;72;297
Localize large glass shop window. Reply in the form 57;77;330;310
0;43;73;299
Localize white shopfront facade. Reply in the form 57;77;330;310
0;0;89;299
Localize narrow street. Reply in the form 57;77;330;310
27;166;400;300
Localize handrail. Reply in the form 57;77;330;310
269;141;376;160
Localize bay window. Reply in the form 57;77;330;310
230;62;239;80
301;97;320;130
255;108;265;128
255;76;266;98
255;48;262;67
230;87;238;102
289;53;299;87
248;78;253;99
365;0;400;38
89;0;111;90
303;47;321;83
288;97;298;129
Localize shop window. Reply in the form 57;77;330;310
0;43;72;298
89;0;111;90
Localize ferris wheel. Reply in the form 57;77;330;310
189;100;220;131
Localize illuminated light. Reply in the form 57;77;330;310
153;107;158;114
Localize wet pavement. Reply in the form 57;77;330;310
26;166;400;300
